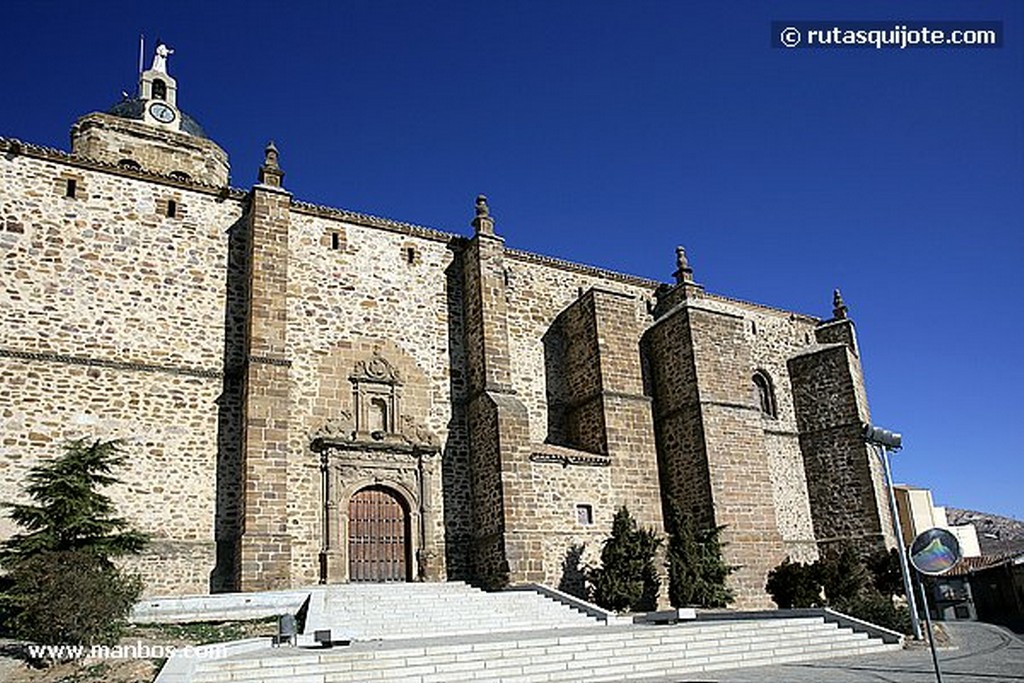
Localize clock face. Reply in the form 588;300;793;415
149;102;176;124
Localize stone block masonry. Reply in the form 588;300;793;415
237;180;294;591
645;297;787;608
789;338;894;555
1;77;895;606
0;143;244;595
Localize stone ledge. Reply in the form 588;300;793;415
695;607;905;646
290;199;463;244
0;347;222;379
506;248;661;290
0;135;241;197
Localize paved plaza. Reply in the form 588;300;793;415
658;622;1024;683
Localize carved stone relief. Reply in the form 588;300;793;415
310;349;443;583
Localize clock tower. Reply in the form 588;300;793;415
139;43;181;131
69;41;230;186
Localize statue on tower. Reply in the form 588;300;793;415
151;41;174;74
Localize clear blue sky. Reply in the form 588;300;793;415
2;2;1021;520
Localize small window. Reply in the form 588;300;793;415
323;230;346;250
65;178;77;198
166;199;177;218
753;370;777;418
751;320;758;336
576;504;594;526
405;246;416;264
152;79;167;101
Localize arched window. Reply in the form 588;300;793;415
753;370;777;418
152;79;167;101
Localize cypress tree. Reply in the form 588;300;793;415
590;506;661;612
665;503;736;608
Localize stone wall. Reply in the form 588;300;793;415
461;230;525;587
282;205;465;585
0;145;244;595
589;290;664;533
643;284;839;605
503;251;657;447
690;304;786;608
643;304;714;527
509;285;665;592
1;125;890;606
713;296;821;564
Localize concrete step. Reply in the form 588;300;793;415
193;617;899;683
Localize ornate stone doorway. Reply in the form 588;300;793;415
310;349;446;584
348;485;409;582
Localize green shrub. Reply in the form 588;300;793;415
0;439;147;652
867;548;906;598
590;507;661;612
833;590;912;634
819;543;872;605
765;558;823;608
5;549;142;649
766;545;913;635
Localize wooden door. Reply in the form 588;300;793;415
348;486;408;582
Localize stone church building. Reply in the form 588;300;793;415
0;50;894;607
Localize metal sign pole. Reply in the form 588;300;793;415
917;571;944;683
878;443;923;640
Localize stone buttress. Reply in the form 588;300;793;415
460;196;532;587
788;291;895;556
643;258;787;608
549;288;665;536
237;144;293;590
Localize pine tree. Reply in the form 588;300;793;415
590;506;661;612
0;439;147;564
0;439;147;650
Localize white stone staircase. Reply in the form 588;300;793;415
178;583;901;683
300;581;601;642
193;617;898;683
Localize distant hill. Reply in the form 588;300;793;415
947;507;1024;556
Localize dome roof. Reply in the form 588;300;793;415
107;97;208;138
